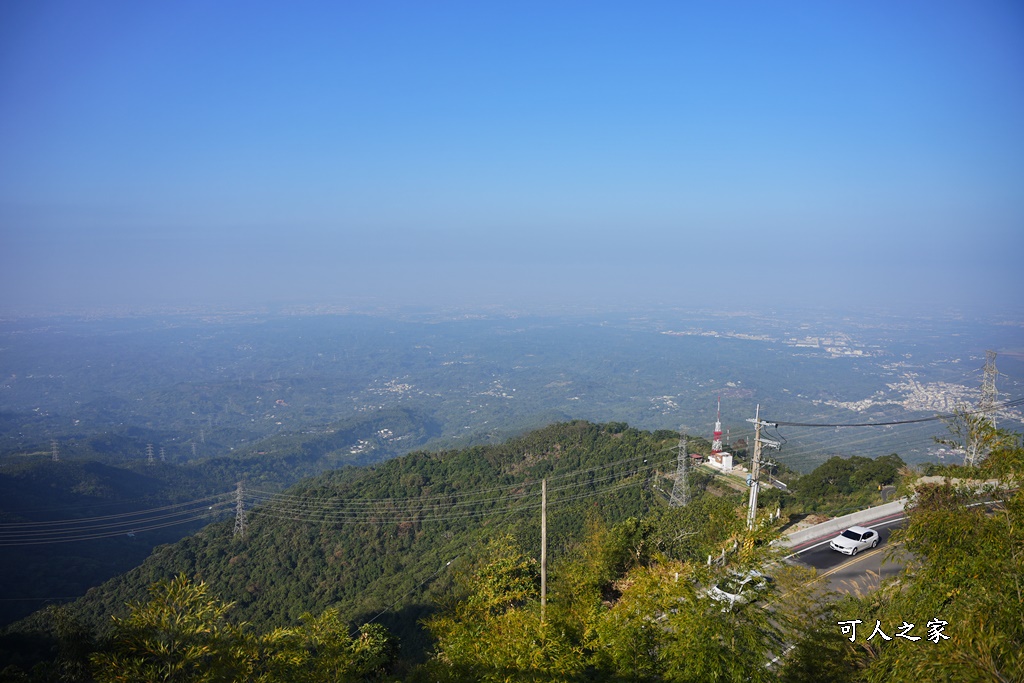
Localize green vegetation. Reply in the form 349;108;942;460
17;574;396;683
781;453;905;517
3;416;1021;681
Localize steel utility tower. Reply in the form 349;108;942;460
670;431;690;507
51;440;59;463
980;350;998;429
233;481;247;539
146;444;155;465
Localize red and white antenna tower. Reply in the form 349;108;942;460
711;397;723;456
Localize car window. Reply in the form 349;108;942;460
841;530;862;541
864;531;874;538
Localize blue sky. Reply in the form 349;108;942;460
1;1;1022;313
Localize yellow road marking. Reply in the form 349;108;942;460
818;545;891;580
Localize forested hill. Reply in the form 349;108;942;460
8;421;727;663
0;406;442;627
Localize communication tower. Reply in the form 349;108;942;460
711;398;724;456
706;398;733;471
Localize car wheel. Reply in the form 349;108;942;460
852;547;858;556
871;540;878;548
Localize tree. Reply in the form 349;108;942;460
90;574;250;683
418;535;584;682
935;404;1012;468
89;574;397;683
259;610;395;682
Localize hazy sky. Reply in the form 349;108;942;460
2;1;1022;313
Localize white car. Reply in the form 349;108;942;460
829;526;879;555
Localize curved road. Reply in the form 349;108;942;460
788;517;910;594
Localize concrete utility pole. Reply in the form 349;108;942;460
540;478;547;622
669;431;691;507
746;405;779;530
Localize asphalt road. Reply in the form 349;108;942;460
789;517;910;595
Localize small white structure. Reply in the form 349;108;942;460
708;451;733;472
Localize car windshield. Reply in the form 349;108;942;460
841;530;862;541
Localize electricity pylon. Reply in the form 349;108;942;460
980;350;998;429
670;431;690;507
233;481;247;539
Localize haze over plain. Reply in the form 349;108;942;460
1;1;1022;313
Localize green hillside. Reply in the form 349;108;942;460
2;422;726;667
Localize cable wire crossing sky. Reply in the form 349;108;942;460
1;1;1022;313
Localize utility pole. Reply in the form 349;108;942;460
669;431;690;507
746;405;779;530
146;444;155;465
50;440;59;462
233;481;247;539
540;478;547;622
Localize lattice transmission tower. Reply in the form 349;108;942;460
669;431;690;507
980;350;998;429
233;481;248;539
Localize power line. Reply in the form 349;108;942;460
768;396;1024;428
246;449;666;507
0;495;234;546
246;467;664;526
0;494;232;529
0;504;233;546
